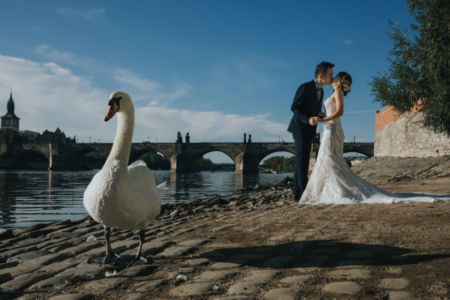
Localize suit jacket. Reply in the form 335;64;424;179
287;80;323;137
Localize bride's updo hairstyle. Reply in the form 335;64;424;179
336;72;352;96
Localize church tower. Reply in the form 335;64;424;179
1;91;20;131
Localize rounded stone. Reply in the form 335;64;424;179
328;268;372;279
169;282;213;296
264;287;300;300
388;291;411;300
385;267;402;274
323;281;362;295
378;278;409;290
280;275;312;284
228;282;260;295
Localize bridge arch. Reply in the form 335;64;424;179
343;144;373;157
192;148;237;165
65;148;106;170
203;151;234;162
179;146;238;172
258;150;295;172
130;145;172;163
254;147;296;166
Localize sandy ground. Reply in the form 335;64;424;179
374;177;450;194
1;177;448;299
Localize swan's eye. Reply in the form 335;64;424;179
108;96;122;108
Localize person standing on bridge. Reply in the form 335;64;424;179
287;61;334;200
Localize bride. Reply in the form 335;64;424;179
299;72;449;204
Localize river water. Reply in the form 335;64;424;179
0;170;291;230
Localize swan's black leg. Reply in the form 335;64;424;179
127;229;151;266
103;227;117;264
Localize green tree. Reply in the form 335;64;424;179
141;152;170;170
371;0;450;135
262;156;295;172
193;158;214;171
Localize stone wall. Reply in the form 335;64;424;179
374;111;450;157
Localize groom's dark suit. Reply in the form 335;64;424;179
287;80;324;198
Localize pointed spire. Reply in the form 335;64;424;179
1;89;19;130
7;90;15;114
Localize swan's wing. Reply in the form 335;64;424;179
126;160;161;226
128;160;157;191
156;180;169;196
157;181;167;189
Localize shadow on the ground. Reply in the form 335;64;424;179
199;240;449;268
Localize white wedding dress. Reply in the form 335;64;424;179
299;96;450;205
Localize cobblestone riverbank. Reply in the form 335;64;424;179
0;178;449;299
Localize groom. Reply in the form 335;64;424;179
287;61;334;200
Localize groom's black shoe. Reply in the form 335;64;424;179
293;193;300;201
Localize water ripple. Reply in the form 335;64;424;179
0;170;290;230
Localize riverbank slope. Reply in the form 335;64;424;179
0;170;449;299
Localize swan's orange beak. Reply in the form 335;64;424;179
104;102;119;122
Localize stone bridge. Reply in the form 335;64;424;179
0;141;374;173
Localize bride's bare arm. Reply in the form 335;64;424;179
322;91;344;122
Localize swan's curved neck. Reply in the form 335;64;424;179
107;106;134;165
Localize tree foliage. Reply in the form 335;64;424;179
371;0;450;135
193;158;214;171
141;152;170;170
262;156;295;173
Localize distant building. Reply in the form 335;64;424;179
37;127;75;144
22;130;40;142
1;91;20;131
0;91;77;144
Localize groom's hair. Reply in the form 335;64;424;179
315;61;334;78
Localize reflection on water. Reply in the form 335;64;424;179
0;170;291;230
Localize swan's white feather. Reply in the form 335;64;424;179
84;158;161;231
156;181;168;189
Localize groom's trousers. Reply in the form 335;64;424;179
292;132;313;198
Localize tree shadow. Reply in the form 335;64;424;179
199;240;449;269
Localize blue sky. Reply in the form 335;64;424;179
0;0;414;161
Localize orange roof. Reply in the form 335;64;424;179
375;100;424;132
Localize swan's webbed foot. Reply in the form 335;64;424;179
103;252;119;265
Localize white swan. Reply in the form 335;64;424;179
83;91;161;265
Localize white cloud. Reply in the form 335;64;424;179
134;106;285;142
35;44;108;71
0;54;110;141
57;7;105;20
35;45;192;105
0;53;287;143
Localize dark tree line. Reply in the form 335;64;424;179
262;156;295;173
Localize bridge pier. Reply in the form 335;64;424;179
170;154;178;172
48;144;53;171
234;152;259;174
168;142;200;172
169;154;197;172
